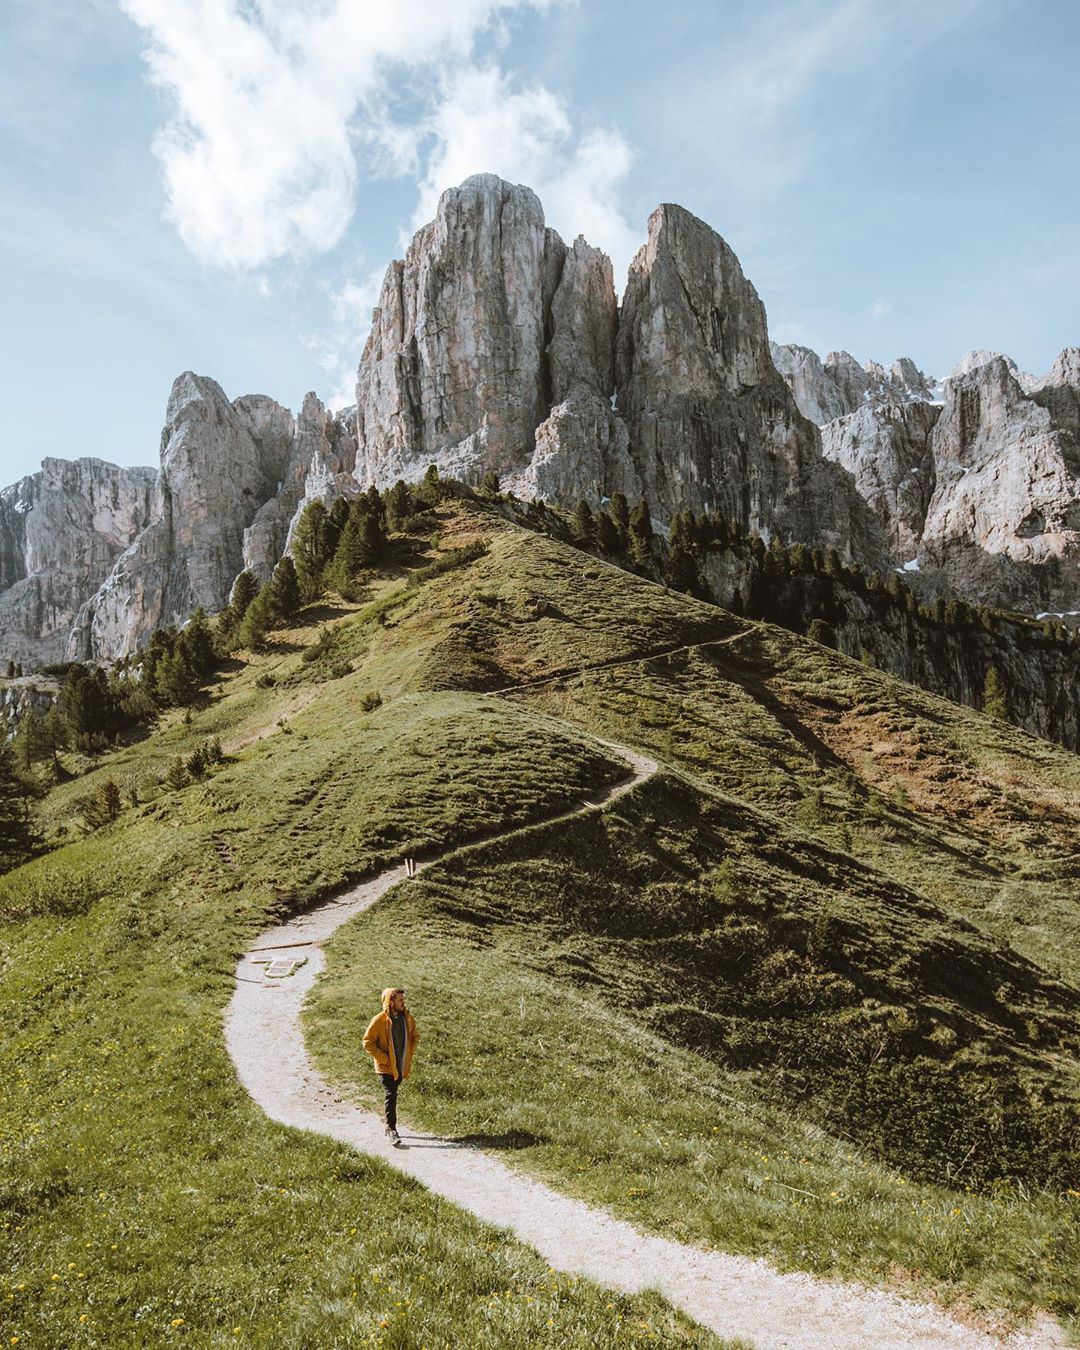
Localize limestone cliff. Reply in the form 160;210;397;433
354;179;887;564
1;377;356;668
0;458;159;668
615;206;885;561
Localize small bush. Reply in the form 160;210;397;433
302;628;337;665
359;690;382;713
0;867;102;920
255;672;277;689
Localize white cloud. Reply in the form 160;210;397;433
868;297;893;319
119;0;560;268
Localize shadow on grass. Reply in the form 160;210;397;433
403;1129;547;1151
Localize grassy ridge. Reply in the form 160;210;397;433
6;496;1080;1342
304;503;1080;1333
1;540;725;1346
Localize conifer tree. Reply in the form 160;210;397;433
571;499;595;545
290;502;330;600
267;556;301;621
666;513;701;594
982;666;1009;720
480;469;500;497
609;492;630;544
5;661;13;679
0;741;36;872
628;500;653;567
231;571;260;619
385;480;414;531
237;584;276;650
153;647;199;706
807;618;835;647
324;496;350;565
329;500;383;596
179;608;215;678
596;511;622;555
418;463;441;505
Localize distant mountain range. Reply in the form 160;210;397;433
2;173;1077;669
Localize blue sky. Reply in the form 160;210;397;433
2;0;1078;484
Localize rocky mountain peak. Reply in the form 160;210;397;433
3;172;1077;669
771;342;941;426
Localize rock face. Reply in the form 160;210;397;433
614;207;885;559
355;176;566;485
1;377;357;668
919;352;1080;609
821;402;940;560
243;392;358;577
70;374;297;660
0;458;159;668
778;339;1080;610
508;236;636;505
354;179;887;564
771;343;941;426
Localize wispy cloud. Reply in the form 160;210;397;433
120;0;635;280
674;0;993;201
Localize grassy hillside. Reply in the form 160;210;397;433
4;493;1080;1342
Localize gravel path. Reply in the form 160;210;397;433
224;739;1063;1350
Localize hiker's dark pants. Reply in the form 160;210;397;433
381;1073;401;1129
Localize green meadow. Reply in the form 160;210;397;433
4;496;1080;1344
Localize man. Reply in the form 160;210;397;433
362;987;419;1146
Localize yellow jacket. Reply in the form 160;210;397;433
362;989;419;1079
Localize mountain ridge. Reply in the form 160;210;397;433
2;174;1077;672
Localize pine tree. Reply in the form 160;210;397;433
571;499;595;545
385;480;414;531
418;463;441;506
329;501;378;596
806;618;835;647
290;501;330;600
13;708;33;772
59;665;116;749
0;741;36;872
765;535;788;576
596;511;622;554
628;500;653;568
179;608;215;679
81;778;122;830
153;647;199;706
609;492;630;543
267;556;301;621
666;513;700;594
324;496;350;565
480;469;500;497
5;661;13;679
982;666;1009;720
237;584;276;650
231;571;260;619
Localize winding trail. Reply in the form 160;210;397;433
225;737;1062;1350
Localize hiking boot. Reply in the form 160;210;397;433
387;1127;401;1146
